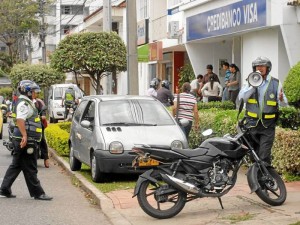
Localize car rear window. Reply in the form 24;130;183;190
99;100;175;126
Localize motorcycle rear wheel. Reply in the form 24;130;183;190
137;171;187;219
255;167;287;206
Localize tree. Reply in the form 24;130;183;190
283;61;300;108
0;0;39;66
9;64;65;89
50;32;127;94
178;64;195;89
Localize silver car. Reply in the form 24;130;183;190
69;95;188;182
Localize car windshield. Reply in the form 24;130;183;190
99;100;175;126
54;86;83;100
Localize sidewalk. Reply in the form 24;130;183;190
50;148;300;225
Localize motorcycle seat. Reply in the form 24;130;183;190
172;147;208;158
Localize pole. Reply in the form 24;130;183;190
126;0;138;95
40;0;46;64
103;0;112;94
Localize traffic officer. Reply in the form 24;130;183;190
0;80;52;200
238;56;288;165
62;86;77;120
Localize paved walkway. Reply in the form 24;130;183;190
50;148;300;225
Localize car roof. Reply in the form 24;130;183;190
51;84;78;88
82;95;156;102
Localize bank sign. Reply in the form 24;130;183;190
187;0;266;41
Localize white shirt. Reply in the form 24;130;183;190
146;87;157;97
201;82;223;97
16;95;35;120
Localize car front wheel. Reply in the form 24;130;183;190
69;143;81;171
91;152;106;183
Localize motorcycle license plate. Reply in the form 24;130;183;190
138;159;159;167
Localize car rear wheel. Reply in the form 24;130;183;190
91;152;106;183
69;143;81;171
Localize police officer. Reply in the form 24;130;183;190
238;56;288;165
0;80;52;200
156;80;174;107
62;86;76;120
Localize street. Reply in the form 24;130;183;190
0;122;111;225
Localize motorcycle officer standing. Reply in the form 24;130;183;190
0;80;52;200
62;86;77;120
238;56;288;165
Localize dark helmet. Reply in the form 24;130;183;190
18;80;40;96
252;56;272;73
150;78;160;89
161;80;171;89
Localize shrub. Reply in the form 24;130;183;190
178;64;194;88
283;61;300;107
198;100;235;110
272;128;300;174
277;106;300;130
45;123;69;156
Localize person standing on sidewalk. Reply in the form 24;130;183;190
172;82;199;140
238;56;288;165
0;80;52;200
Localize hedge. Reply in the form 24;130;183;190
45;122;70;156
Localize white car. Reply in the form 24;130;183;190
69;95;188;182
48;84;84;123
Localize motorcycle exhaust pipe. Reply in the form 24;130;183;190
160;173;200;195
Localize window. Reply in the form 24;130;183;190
47;25;56;36
0;46;6;52
74;100;88;122
61;5;71;15
61;25;76;34
82;101;95;125
47;5;56;16
61;5;83;15
137;0;149;20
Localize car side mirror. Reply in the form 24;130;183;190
81;120;91;129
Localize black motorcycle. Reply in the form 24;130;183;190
131;119;287;219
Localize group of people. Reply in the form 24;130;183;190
189;63;241;105
146;56;288;169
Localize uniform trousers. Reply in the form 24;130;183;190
249;121;276;165
0;138;45;197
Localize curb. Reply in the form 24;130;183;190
48;148;132;225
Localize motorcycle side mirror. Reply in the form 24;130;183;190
202;129;213;136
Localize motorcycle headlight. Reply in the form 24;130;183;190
171;140;183;150
109;141;124;154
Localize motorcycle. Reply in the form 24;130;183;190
65;103;77;121
131;118;287;219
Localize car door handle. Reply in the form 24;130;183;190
76;132;82;140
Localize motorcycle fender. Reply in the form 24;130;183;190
247;164;260;193
133;169;158;197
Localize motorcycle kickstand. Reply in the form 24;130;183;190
217;197;224;209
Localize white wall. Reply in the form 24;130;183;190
241;28;280;86
185;40;233;86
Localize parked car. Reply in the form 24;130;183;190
48;84;84;123
69;95;188;182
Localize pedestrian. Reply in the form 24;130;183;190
227;63;241;106
222;62;231;101
32;88;49;168
146;77;160;98
201;74;223;102
62;85;77;120
238;56;288;165
190;74;204;100
0;80;52;200
203;64;220;85
156;80;174;107
172;82;199;140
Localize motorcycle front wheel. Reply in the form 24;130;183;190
137;171;187;219
255;167;287;206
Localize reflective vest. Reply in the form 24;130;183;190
12;97;42;141
245;77;279;128
65;88;75;105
